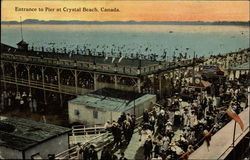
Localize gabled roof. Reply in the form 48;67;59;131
17;40;28;45
0;117;71;151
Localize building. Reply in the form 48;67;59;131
1;41;205;109
68;88;156;125
0;116;71;159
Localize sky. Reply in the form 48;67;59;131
1;1;249;22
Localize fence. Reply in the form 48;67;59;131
54;103;162;159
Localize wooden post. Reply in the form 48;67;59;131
94;73;97;90
57;68;63;107
158;73;162;99
74;70;78;94
1;63;6;90
114;75;118;89
137;77;141;93
14;63;18;92
26;65;31;93
41;67;47;105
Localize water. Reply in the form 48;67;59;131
1;24;249;60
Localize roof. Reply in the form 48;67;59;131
69;89;155;112
229;62;250;70
1;43;16;51
91;88;144;101
1;42;158;68
0;117;71;151
17;40;28;45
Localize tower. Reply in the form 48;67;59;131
16;16;29;51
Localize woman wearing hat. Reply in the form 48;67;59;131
143;135;153;160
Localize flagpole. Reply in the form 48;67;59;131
232;120;236;159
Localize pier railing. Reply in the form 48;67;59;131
54;103;161;160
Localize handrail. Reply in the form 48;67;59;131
55;103;161;159
55;132;109;158
217;125;250;159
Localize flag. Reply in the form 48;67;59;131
111;57;115;63
204;129;213;148
178;151;189;160
118;56;124;63
226;108;244;131
104;56;108;61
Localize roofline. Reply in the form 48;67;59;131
0;129;71;151
69;93;156;112
23;129;71;151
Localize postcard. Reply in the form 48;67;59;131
1;0;249;160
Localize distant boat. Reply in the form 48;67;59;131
169;31;174;33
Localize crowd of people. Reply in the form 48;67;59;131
30;43;194;62
3;62;144;91
0;90;38;113
136;77;248;159
72;68;248;160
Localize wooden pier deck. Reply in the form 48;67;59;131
189;107;249;160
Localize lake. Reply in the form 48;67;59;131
1;24;249;61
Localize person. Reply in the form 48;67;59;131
160;136;169;160
143;135;153;160
119;152;128;160
151;154;162;160
140;125;152;147
76;143;84;160
149;113;155;133
83;145;90;160
143;109;149;123
101;146;112;160
89;145;98;160
111;122;122;147
112;154;119;160
33;98;37;112
157;110;167;135
123;120;131;144
154;135;163;158
104;121;112;132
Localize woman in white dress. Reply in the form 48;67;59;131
139;126;152;147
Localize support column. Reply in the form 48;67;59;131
1;63;6;90
74;70;78;94
137;77;141;93
41;67;47;105
94;73;98;90
26;65;31;93
233;70;236;80
14;63;18;92
57;68;63;107
158;74;162;99
114;75;118;89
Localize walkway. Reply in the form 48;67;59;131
189;107;249;160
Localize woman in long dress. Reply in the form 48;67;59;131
139;127;152;147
